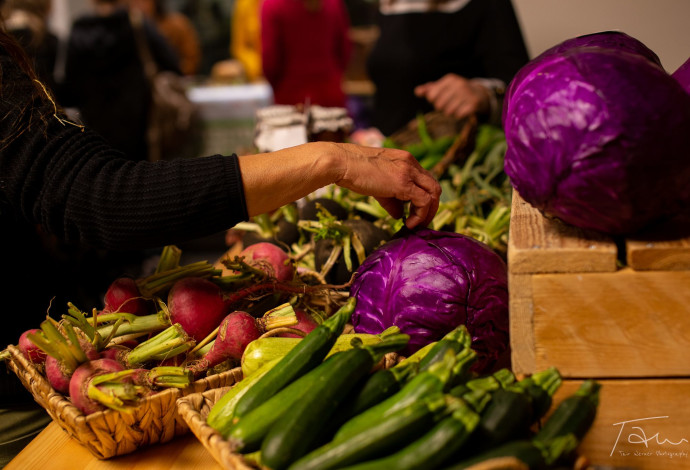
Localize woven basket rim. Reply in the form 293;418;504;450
6;344;242;459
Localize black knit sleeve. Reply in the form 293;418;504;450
1;39;249;252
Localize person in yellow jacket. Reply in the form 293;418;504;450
231;0;263;82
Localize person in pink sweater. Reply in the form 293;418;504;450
260;0;352;108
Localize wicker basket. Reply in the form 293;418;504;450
5;344;243;459
176;352;402;470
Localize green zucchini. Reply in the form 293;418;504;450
333;347;475;443
227;355;336;452
417;325;472;372
339;400;481;470
232;298;354;418
260;335;409;470
240;327;401;377
443;434;579;470
534;379;601;444
206;357;280;433
442;439;548;470
288;393;450;470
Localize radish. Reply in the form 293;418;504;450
28;319;100;394
168;277;230;342
239;242;295;282
102;277;154;316
69;358;126;415
277;309;318;338
186;304;298;378
18;328;47;364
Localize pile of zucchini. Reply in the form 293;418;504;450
206;300;600;470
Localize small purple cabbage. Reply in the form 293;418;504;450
350;228;508;373
503;31;690;235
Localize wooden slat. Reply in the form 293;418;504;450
508;273;536;375
532;269;690;377
554;379;690;470
626;215;690;270
508;191;618;274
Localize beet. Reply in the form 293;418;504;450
102;277;153;316
18;328;47;364
168;277;230;342
239;242;295;281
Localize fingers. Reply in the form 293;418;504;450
414;73;485;120
333;144;441;228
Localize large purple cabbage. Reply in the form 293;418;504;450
350;229;508;373
503;31;690;235
673;55;690;95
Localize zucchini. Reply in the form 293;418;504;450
442;439;548;470
458;368;563;456
339;399;481;470
260;335;409;470
332;348;465;443
417;325;472;373
206;357;280;433
288;393;449;470
241;327;401;377
232;298;354;418
326;357;418;432
227;355;335;452
534;379;601;444
443;434;579;470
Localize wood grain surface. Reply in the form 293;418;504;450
5;422;222;470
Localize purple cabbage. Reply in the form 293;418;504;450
350;229;508;373
503;31;690;235
673;55;690;95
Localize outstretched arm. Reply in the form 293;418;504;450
238;142;441;229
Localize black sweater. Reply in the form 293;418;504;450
367;0;530;135
0;35;247;379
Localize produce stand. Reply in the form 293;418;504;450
509;190;690;469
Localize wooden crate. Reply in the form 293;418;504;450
508;191;690;469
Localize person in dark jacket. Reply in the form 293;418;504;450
367;0;530;135
58;0;181;162
0;28;440;465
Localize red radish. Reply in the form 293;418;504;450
102;277;153;316
45;355;73;394
278;309;318;338
187;306;298;377
42;337;100;394
239;242;295;281
18;329;47;364
167;277;230;342
69;358;126;415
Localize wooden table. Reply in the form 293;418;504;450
6;422;223;470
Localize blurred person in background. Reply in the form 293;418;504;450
261;0;352;108
1;0;57;89
230;0;262;82
367;0;529;135
130;0;201;76
57;0;181;163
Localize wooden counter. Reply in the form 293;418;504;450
6;422;222;470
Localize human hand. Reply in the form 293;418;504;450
414;73;491;120
331;143;441;229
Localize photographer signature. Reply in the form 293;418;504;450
611;416;689;456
